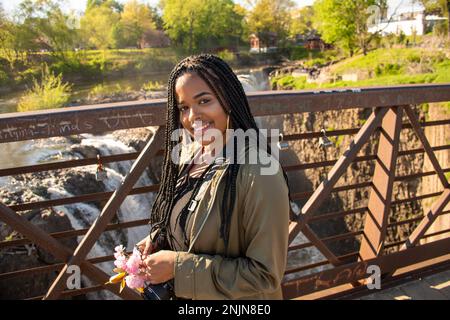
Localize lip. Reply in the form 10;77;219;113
192;121;213;133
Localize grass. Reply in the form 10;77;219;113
17;66;72;112
88;83;132;100
141;80;164;91
271;47;450;91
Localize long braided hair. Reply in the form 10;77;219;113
150;53;289;249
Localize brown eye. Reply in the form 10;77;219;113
199;98;210;105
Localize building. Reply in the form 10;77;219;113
295;31;332;51
368;1;447;36
249;32;278;53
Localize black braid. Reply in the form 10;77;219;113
150;53;291;249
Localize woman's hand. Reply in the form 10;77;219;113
141;250;177;284
136;235;155;259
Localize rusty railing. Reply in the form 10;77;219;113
0;83;449;299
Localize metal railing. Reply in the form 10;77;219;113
0;83;449;300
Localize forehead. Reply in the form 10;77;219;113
175;73;211;100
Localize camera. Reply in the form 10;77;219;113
141;280;175;300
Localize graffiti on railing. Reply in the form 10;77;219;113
0;112;156;142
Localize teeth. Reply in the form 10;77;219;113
192;121;212;131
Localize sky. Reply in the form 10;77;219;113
0;0;419;17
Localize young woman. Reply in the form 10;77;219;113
136;54;290;299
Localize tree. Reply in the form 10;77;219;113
246;0;295;50
12;0;77;60
161;0;244;52
80;2;120;49
118;0;156;48
289;5;314;38
420;0;450;39
313;0;381;56
86;0;124;13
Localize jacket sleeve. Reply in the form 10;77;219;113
173;162;290;299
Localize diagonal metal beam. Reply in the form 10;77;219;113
403;188;450;249
359;107;403;260
44;127;165;299
404;105;449;188
0;203;141;300
380;188;449;281
289;107;389;245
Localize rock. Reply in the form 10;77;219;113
70;145;99;159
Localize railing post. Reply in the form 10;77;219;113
359;106;403;260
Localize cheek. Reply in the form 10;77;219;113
209;103;228;130
180;113;193;133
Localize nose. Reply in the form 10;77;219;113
187;104;203;124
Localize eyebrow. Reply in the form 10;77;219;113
178;91;212;105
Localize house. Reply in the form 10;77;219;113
368;0;447;36
140;30;171;49
295;30;332;51
249;32;278;53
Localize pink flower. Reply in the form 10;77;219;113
114;257;127;270
125;248;142;275
115;245;125;254
110;244;146;292
125;274;145;289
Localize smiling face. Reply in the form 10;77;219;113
175;72;229;146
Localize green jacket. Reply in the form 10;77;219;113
173;142;290;300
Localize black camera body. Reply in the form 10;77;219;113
141;280;175;300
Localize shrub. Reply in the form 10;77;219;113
216;49;236;63
88;83;132;99
141;80;164;91
18;65;72;112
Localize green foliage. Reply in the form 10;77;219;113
303;58;327;68
0;66;9;86
18;65;72;112
247;0;295;48
272;47;450;90
116;0;156;48
161;0;244;52
216;49;236;63
271;75;308;89
141;80;164;91
374;63;401;76
80;3;121;49
290;47;310;60
313;0;378;56
289;6;314;38
88;83;131;99
16;0;78;55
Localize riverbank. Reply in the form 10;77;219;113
0;47;284;93
270;47;450;91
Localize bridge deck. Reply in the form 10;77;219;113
358;269;450;300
